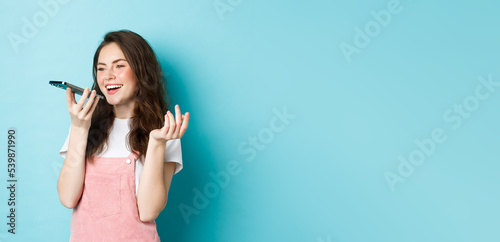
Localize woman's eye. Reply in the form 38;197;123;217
117;64;125;68
97;67;105;71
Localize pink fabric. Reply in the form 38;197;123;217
70;152;160;241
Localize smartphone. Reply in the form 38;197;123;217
49;81;105;99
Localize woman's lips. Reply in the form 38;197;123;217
106;87;121;95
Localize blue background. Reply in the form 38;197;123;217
1;0;500;241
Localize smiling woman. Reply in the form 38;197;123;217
96;43;138;118
56;30;190;241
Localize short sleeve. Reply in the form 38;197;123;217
59;126;71;159
165;138;183;175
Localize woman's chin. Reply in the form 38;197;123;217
105;98;119;105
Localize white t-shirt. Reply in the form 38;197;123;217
59;118;183;196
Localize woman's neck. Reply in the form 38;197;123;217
113;101;136;119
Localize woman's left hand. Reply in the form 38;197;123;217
150;104;190;143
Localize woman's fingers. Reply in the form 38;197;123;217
66;87;72;104
153;109;190;142
90;97;100;113
166;110;176;137
179;112;190;137
162;113;170;132
76;88;90;109
174;105;182;134
66;87;76;108
85;91;99;118
65;87;97;130
82;90;97;114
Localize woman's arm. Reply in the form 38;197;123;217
137;105;189;222
57;126;89;208
57;88;99;209
136;139;176;222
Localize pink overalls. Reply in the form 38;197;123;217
69;152;160;241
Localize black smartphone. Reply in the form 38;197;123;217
49;81;105;99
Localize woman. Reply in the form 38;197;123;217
57;30;190;241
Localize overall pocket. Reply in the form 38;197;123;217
81;173;122;219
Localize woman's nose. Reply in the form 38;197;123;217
104;71;115;81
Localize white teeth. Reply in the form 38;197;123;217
106;84;123;90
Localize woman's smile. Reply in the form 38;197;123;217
105;83;124;95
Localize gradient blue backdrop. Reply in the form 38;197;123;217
1;0;500;241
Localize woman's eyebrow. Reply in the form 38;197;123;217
97;58;127;65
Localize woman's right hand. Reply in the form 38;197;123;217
66;87;100;131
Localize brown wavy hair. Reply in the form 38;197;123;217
86;30;169;163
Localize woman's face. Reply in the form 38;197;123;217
96;42;138;108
